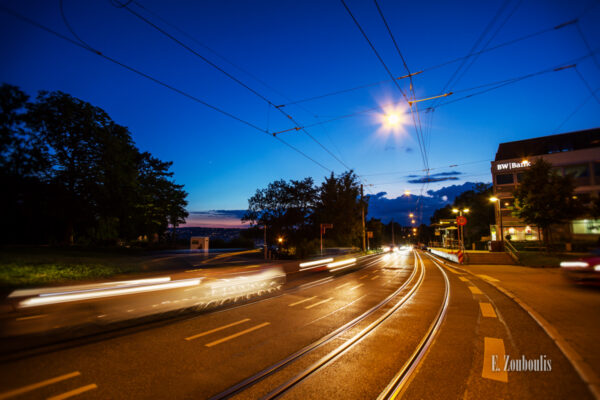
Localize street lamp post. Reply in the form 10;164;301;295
490;197;503;247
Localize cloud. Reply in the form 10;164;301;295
367;182;489;224
183;210;249;228
405;170;463;184
407;176;459;184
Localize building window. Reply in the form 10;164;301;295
564;164;589;178
496;174;514;185
594;162;600;180
516;173;524;182
572;219;600;235
500;198;514;210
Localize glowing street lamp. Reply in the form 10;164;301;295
409;213;414;218
277;237;283;244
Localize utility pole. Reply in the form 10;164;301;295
391;218;395;245
361;184;366;252
263;224;267;259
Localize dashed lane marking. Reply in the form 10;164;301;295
359;275;369;280
349;283;364;291
205;322;270;347
0;371;81;400
185;318;250;341
335;282;351;290
476;274;500;282
469;286;483;295
288;296;317;307
370;275;379;280
479;302;498;318
482;337;508;382
47;384;97;400
305;298;333;309
458;277;470;282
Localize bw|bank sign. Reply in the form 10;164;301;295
496;160;531;171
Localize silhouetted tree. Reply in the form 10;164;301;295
513;159;582;251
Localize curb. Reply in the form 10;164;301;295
424;251;600;400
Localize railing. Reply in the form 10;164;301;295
504;240;520;263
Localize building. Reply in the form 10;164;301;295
190;236;209;251
491;128;600;242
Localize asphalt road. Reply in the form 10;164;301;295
0;250;597;399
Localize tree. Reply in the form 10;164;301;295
1;84;188;245
242;177;317;252
513;159;583;250
314;171;365;247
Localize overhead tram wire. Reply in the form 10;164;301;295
2;5;332;173
425;53;598;111
574;67;600;106
126;0;321;120
270;55;595;133
372;0;429;219
554;86;600;133
116;2;356;175
429;0;511;110
340;0;429;174
448;0;524;97
269;18;578;110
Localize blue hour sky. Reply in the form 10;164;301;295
1;0;599;225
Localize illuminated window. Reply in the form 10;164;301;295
572;219;600;234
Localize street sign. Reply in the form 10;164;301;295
457;216;467;226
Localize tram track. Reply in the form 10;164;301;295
209;251;421;400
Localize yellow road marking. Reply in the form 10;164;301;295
305;298;333;309
16;314;47;321
359;275;369;280
0;371;80;400
335;282;351;290
458;277;469;282
444;265;462;274
185;318;250;341
288;296;317;307
349;283;364;291
469;286;483;295
370;275;379;280
476;274;500;282
480;302;497;318
205;322;270;347
482;337;508;382
47;384;97;400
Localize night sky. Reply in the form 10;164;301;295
1;0;599;226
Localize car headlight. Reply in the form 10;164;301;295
560;261;589;268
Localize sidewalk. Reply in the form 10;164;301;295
459;263;600;376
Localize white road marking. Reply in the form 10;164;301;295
335;282;351;290
349;283;364;291
305;298;333;309
185;318;250;341
0;371;80;400
205;322;270;347
288;296;317;307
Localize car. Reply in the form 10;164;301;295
560;252;600;285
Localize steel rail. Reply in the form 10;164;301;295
209;252;420;400
377;251;451;399
258;251;426;399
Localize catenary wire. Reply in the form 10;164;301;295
2;5;333;172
